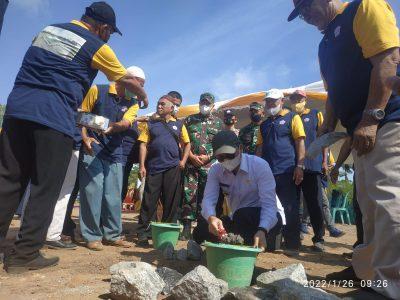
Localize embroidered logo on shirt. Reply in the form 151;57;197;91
279;120;286;125
172;125;178;130
121;106;128;112
304;117;310;122
334;26;341;38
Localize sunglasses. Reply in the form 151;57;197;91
216;153;236;163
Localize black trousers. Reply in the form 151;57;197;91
62;170;80;237
137;166;182;233
352;179;363;248
121;160;134;203
193;207;282;251
274;173;301;249
0;118;72;261
300;173;325;243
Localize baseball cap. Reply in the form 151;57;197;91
212;130;241;156
249;102;263;110
288;0;309;22
85;2;122;35
291;90;307;98
224;109;235;117
200;92;215;104
127;66;145;80
264;89;284;101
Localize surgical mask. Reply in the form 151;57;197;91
221;154;241;172
265;105;281;117
173;105;180;115
224;117;234;125
250;113;262;123
200;105;211;116
291;102;306;114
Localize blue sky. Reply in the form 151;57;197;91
1;0;399;114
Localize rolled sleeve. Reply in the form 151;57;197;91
201;165;222;221
137;122;150;143
256;159;278;231
122;104;139;125
91;44;128;81
353;0;399;59
291;115;306;140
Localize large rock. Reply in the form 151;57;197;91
110;261;165;300
222;286;278;300
187;240;202;261
156;267;183;295
170;265;228;300
162;243;175;260
256;264;339;300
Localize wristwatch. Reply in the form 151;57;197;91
296;164;305;170
363;109;385;121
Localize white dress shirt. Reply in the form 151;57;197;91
201;153;284;231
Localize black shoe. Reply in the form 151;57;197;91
179;220;192;241
326;266;360;282
45;240;77;250
4;252;59;274
312;241;325;252
136;233;149;247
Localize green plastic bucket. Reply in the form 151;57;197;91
205;242;262;288
151;222;182;250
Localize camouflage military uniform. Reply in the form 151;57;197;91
182;113;223;220
238;123;259;155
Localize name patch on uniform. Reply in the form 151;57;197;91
279;120;286;125
304;117;310;122
32;26;87;61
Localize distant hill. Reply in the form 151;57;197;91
0;104;5;127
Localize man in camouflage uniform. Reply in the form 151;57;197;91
180;92;223;240
239;102;264;155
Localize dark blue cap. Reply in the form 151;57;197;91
85;1;122;35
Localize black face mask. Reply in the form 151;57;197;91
224;117;234;125
250;113;262;123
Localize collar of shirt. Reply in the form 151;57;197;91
299;108;311;116
164;116;177;123
71;20;90;31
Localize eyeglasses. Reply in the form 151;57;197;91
216;153;236;162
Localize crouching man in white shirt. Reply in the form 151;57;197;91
192;130;285;251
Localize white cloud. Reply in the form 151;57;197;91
211;66;268;100
13;0;50;15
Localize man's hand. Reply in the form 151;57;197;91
189;153;204;168
208;216;225;237
198;154;210;165
139;165;147;180
253;230;267;251
179;160;186;170
352;118;379;156
322;161;329;176
330;166;339;184
83;136;99;156
293;167;304;185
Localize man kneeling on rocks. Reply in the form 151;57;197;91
193;130;284;251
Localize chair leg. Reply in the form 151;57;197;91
332;209;337;224
340;212;344;224
346;211;351;225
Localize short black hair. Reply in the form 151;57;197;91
81;14;106;27
167;91;182;101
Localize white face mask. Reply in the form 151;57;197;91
265;105;281;117
173;105;180;115
221;154;241;172
200;105;211;116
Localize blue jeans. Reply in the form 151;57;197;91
79;154;123;242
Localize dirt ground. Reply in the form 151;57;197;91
0;211;384;300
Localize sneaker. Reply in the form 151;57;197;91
45;240;77;250
103;239;131;248
179;220;192;241
86;241;103;251
136;233;149;247
326;266;360;282
300;223;309;234
312;241;325;252
328;226;345;238
4;252;59;274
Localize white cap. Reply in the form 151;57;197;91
264;88;284;100
126;66;146;80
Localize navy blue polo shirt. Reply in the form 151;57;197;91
301;109;323;173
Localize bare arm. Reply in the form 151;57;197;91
139;142;148;179
293;138;305;186
181;142;191;166
330;137;352;184
318;100;338;136
116;74;148;109
81;126;99;156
